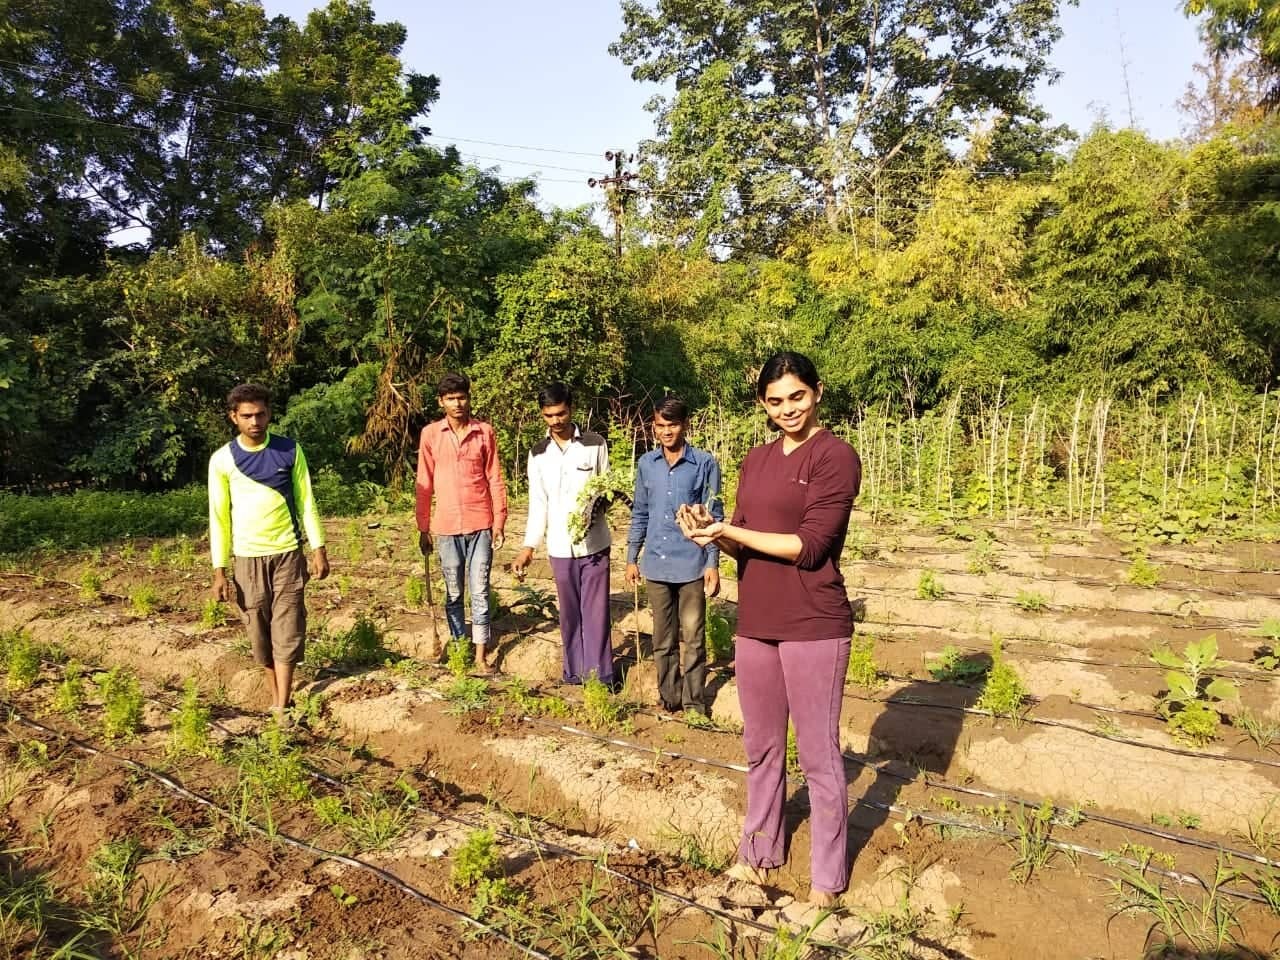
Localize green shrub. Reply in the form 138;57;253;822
3;630;41;691
977;639;1027;718
846;636;882;689
451;828;501;889
917;569;946;600
98;667;144;740
0;487;206;555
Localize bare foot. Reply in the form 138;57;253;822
808;889;838;908
724;862;767;885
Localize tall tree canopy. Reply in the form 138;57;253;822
611;0;1073;252
1187;0;1280;108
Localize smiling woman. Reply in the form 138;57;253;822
677;350;862;905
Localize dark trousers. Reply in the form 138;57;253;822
647;578;707;714
549;548;613;685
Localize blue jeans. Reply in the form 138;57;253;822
435;530;493;641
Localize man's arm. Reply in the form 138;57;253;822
415;427;435;554
293;444;329;579
624;457;649;586
208;452;234;601
485;423;508;548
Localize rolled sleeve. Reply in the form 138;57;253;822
795;444;861;570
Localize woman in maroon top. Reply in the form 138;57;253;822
679;352;861;905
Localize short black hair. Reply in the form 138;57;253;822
756;351;820;398
227;383;271;410
654;396;689;422
437;372;471;397
537;382;573;408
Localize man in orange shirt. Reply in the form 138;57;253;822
416;373;508;670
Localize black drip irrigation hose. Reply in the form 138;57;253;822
519;715;1274;908
3;709;556;960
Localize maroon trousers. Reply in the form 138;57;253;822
549;548;613;685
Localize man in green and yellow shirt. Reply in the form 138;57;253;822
209;383;329;726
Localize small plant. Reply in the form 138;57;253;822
1015;590;1048;613
1126;552;1161;588
4;630;41;691
128;584;161;617
50;660;87;715
329;884;358;908
97;667;144;740
966;533;1001;574
451;827;502;889
1151;636;1238;746
199;599;229;630
916;569;946;600
445;677;490;714
1179;813;1202;830
928;645;990;685
404;574;426;608
846;635;883;689
785;723;802;780
976;638;1027;718
232;726;309;802
1251;618;1280;669
446;635;473;678
581;674;631;730
705;604;734;663
291;690;326;729
306;614;390;671
1109;853;1246;955
1235;708;1280;751
1008;799;1057;882
169;678;214;758
78;570;103;601
173;537;196;571
510;584;557;621
147;543;165;568
663;825;730;872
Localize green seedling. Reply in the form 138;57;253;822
785;723;802;781
446;635;473;678
4;630;41;691
1015;590;1048;613
169;678;214;759
404;575;426;608
976;638;1027;718
173;537;196;571
916;569;946;600
1235;708;1280;751
97;667;144;740
928;645;990;684
966;532;1001;574
705;605;734;663
581;674;631;731
846;636;883;689
50;661;87;715
445;677;490;713
1126;552;1161;588
1008;799;1057;883
147;543;165;568
511;585;558;621
306;614;390;671
1250;618;1280;669
451;828;502;890
128;584;161;617
78;570;103;601
1151;636;1238;746
200;598;229;630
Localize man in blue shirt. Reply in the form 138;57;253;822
625;397;723;717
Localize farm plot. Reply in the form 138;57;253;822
1;506;1279;959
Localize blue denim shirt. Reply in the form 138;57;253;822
626;444;722;584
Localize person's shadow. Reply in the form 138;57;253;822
847;652;989;864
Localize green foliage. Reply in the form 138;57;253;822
2;630;41;692
1250;618;1280;669
451;828;502;889
313;787;414;852
785;723;801;781
1126;553;1162;588
446;636;474;679
846;636;883;690
976;640;1028;718
50;661;87;716
1151;636;1239;745
1015;590;1049;613
1008;799;1057;883
168;679;214;759
928;646;990;685
581;675;631;731
306;615;391;671
97;667;144;741
78;570;102;602
128;585;161;617
200;599;229;630
705;604;734;663
232;727;309;802
445;677;490;714
916;569;946;601
404;575;426;609
566;470;633;545
0;488;206;555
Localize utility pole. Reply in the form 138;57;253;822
588;149;637;258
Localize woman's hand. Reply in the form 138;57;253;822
677;503;724;546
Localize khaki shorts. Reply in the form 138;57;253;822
233;550;309;667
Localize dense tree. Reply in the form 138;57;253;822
611;0;1072;252
1186;0;1280;107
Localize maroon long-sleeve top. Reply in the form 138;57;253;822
730;429;861;641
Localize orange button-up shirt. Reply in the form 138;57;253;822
415;418;509;536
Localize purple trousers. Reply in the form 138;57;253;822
735;633;851;894
549;548;613;685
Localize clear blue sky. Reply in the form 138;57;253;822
261;0;1208;212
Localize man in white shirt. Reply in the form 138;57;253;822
512;382;613;686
